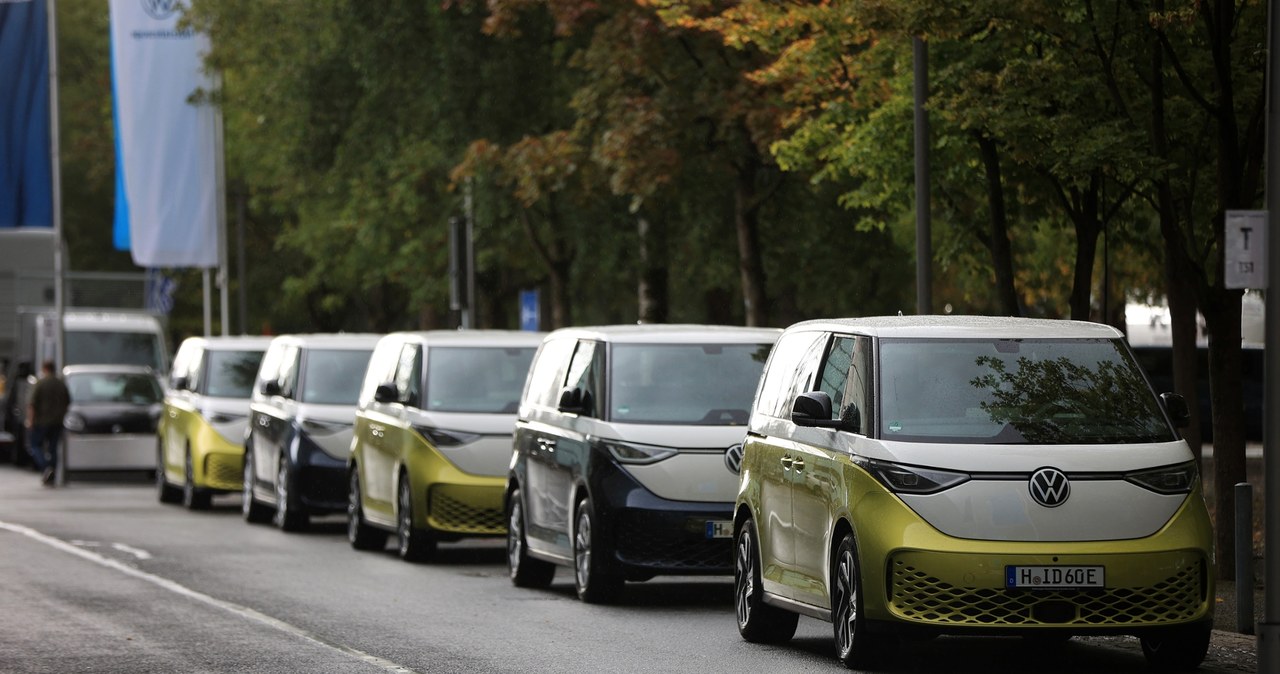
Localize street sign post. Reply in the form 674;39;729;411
1225;210;1268;289
520;290;540;332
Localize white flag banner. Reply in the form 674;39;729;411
110;0;218;268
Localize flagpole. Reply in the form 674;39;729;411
46;0;65;486
213;73;228;337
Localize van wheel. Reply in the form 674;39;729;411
833;532;893;668
241;446;270;523
735;517;798;643
1140;621;1211;671
508;488;555;588
181;448;211;510
573;496;622;603
347;467;386;551
156;444;181;504
397;476;436;562
274;455;308;532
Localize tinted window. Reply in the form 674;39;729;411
204;350;265;398
66;331;163;370
817;335;872;434
523;337;576;408
609;343;772;425
755;331;824;418
67;372;162;404
395;344;422;407
878;338;1175;444
426;346;535;413
300;349;372;405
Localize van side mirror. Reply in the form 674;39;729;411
262;380;282;397
792;391;857;431
1159;392;1191;429
373;382;399;404
557;387;586;414
171;375;189;391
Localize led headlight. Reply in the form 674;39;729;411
597;439;677;465
412;425;482;448
63;413;85;432
853;456;970;494
1125;461;1197;494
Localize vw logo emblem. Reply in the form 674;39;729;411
1029;467;1070;507
111;424;123;435
141;0;182;20
724;443;744;474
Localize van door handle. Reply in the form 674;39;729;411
792;458;805;472
780;456;794;470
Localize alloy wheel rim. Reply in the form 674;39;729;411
241;452;253;515
575;509;591;590
398;482;411;555
835;549;858;653
275;459;289;525
508;500;523;574
347;472;360;541
735;528;753;628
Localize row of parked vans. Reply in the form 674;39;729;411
149;317;1214;671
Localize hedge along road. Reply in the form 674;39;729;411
0;466;1257;674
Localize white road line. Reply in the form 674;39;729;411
110;542;153;560
0;520;416;674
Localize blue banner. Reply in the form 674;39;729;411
0;0;53;229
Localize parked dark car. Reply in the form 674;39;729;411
62;365;164;474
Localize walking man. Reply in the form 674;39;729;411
25;360;70;486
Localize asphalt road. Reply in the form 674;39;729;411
0;465;1259;674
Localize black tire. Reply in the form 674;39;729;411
833;531;893;669
735;517;798;643
508;488;555;588
397;476;436;562
241;446;271;523
347;466;387;551
156;443;181;504
1140;621;1211;671
573;496;622;604
273;454;308;532
181;448;211;510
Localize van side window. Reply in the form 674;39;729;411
256;343;284;395
360;338;401;404
786;335;829;413
754;330;825;418
563;340;601;417
170;342;195;389
818;335;873;434
524;337;576;408
276;345;301;399
394;344;422;408
186;348;206;392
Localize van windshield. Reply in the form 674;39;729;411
205;350;264;398
425;346;536;413
301;349;372;405
609;343;773;425
65;331;164;371
878;338;1175;444
67;372;162;405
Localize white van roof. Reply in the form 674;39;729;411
786;315;1122;340
384;330;545;348
63;312;162;332
545;324;781;344
267;333;382;350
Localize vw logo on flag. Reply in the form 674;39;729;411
141;0;182;21
1029;467;1071;508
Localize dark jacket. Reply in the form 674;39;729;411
29;376;70;427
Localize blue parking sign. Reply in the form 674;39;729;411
520;290;540;331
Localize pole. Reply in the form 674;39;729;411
913;36;932;316
463;177;476;330
236;189;247;335
202;269;211;337
213;78;228;337
47;0;66;487
1260;0;1280;664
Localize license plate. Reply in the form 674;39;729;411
705;520;733;539
1006;565;1104;589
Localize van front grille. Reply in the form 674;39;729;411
428;486;505;534
203;452;243;490
889;558;1204;627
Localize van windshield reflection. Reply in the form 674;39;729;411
609;343;771;425
878;338;1174;444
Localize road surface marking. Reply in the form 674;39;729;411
0;520;416;674
111;542;153;560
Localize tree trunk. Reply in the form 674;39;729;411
637;214;669;324
1203;287;1245;580
1067;177;1102;321
518;206;573;330
734;150;769;327
975;135;1020;316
